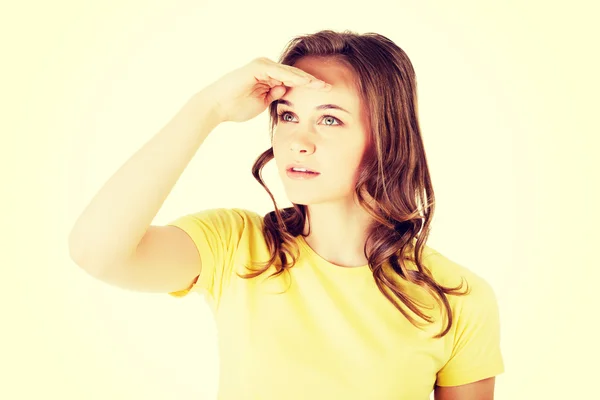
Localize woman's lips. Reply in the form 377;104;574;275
286;169;321;180
286;164;319;174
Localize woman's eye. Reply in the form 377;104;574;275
278;112;296;122
277;111;342;126
322;116;339;126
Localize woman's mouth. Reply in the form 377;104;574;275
286;165;321;180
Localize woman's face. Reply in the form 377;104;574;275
272;56;370;207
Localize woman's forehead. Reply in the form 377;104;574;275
292;56;357;91
284;57;361;112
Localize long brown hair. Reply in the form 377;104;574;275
239;29;468;338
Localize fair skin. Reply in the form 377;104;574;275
272;56;496;399
272;56;374;268
434;377;496;400
69;52;496;397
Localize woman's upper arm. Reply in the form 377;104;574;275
434;377;496;400
95;225;202;294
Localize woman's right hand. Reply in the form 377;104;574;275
202;57;332;124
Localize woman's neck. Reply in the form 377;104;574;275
302;201;374;268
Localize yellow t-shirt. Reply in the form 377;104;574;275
167;208;504;399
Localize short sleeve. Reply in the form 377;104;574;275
435;275;505;386
165;208;249;303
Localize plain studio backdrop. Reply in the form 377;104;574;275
2;1;598;399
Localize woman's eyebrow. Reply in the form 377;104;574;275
275;99;350;114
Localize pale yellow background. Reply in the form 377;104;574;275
2;0;598;399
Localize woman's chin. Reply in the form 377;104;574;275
285;196;315;206
282;185;354;207
283;189;320;206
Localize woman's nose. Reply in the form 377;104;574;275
289;137;315;154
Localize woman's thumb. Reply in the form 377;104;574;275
266;85;287;104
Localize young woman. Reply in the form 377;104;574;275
69;30;504;400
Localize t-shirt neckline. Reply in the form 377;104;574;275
296;235;371;272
